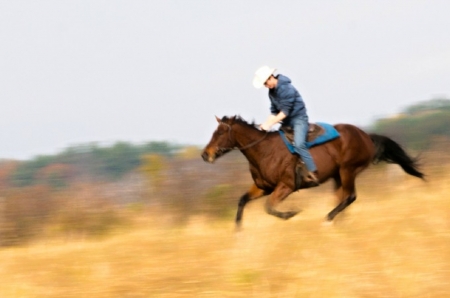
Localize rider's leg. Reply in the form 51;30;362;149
292;116;319;184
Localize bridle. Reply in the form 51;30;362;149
218;122;268;151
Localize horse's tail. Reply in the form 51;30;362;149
369;134;425;179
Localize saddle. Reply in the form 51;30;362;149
280;123;325;144
278;122;340;189
280;124;325;189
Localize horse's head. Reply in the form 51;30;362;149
201;116;237;163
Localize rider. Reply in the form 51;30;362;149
253;65;319;184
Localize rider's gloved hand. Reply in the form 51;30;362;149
260;122;271;131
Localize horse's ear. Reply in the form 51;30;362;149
215;116;221;123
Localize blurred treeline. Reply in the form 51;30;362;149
369;98;450;149
0;98;449;246
0;140;250;246
10;141;182;187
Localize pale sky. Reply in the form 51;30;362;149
1;1;449;159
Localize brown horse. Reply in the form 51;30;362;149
201;115;424;227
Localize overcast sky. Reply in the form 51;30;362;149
1;1;449;160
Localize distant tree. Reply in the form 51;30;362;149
11;155;54;187
90;142;142;179
0;161;18;190
177;146;201;160
35;163;75;189
371;98;450;150
404;98;450;115
8;141;184;186
140;141;182;157
140;154;166;189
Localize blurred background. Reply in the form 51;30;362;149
1;1;450;297
0;98;449;297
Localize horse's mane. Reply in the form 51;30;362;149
221;115;258;129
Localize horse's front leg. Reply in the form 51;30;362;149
236;184;268;229
265;183;298;220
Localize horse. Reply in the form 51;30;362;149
201;115;424;227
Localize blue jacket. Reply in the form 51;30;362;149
268;74;307;125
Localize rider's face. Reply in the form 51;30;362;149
264;76;277;89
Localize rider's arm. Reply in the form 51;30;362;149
260;111;286;131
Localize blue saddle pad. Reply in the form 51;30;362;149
278;122;340;153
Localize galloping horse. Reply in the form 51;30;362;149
201;115;424;227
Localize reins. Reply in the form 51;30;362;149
219;122;268;151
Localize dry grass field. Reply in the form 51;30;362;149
1;165;449;297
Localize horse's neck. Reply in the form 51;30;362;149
233;124;263;145
233;124;268;163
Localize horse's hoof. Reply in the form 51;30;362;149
234;222;243;232
282;211;298;220
321;219;334;226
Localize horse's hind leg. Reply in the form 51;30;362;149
235;184;268;228
327;169;357;221
265;183;298;220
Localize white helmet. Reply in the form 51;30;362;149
252;66;276;89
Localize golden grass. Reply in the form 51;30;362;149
1;166;450;297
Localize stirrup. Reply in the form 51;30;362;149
305;172;319;184
305;172;320;186
295;162;308;188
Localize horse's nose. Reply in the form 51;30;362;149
201;151;209;162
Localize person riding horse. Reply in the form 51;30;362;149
253;66;319;185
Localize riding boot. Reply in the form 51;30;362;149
295;160;320;188
295;160;309;189
305;171;320;186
